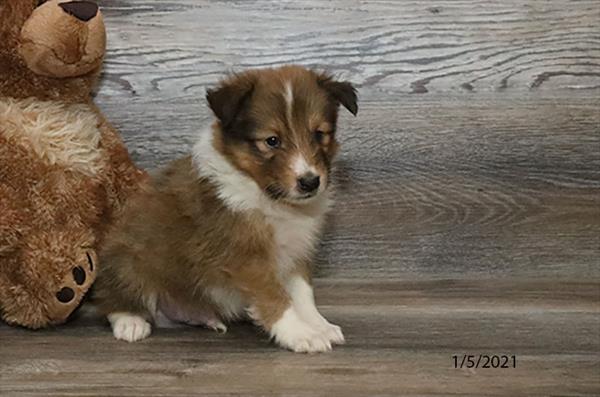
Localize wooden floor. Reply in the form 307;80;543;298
2;1;599;395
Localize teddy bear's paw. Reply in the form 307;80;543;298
55;252;95;302
50;251;97;323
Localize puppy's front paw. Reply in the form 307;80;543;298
319;321;345;345
108;312;151;342
270;308;332;353
296;308;345;345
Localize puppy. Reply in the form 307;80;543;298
94;65;358;353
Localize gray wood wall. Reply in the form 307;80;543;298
96;0;600;282
2;1;599;395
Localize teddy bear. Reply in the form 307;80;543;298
0;0;146;328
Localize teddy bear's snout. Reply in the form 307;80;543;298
19;0;106;78
58;1;99;22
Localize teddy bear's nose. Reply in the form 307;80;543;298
59;1;99;22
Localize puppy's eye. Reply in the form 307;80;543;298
265;136;281;148
314;130;330;144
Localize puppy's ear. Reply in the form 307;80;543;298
318;74;358;116
206;73;255;128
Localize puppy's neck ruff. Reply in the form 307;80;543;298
192;127;332;217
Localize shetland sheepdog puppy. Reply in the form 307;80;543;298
95;65;358;353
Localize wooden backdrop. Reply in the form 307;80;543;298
1;1;599;395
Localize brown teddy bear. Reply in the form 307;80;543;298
0;0;146;328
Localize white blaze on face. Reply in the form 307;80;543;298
285;81;294;127
292;155;317;178
282;80;326;198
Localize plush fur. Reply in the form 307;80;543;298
0;0;145;328
95;66;357;352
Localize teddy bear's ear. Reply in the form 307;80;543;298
19;0;106;78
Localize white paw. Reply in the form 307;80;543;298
286;276;345;346
317;321;345;345
270;307;332;353
108;312;152;342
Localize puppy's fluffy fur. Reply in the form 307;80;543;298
95;65;358;352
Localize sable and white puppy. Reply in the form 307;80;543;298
95;65;358;353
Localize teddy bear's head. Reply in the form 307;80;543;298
0;0;106;101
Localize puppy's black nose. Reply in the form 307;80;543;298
297;174;320;193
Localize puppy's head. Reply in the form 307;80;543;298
206;65;357;204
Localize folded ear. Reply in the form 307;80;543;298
318;74;358;116
206;73;256;129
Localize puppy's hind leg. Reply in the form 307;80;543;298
108;312;152;342
94;273;154;343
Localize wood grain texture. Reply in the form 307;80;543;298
2;0;600;395
1;280;599;396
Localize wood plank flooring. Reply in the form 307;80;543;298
1;1;599;395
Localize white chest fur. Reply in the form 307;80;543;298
193;129;331;276
263;202;326;275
